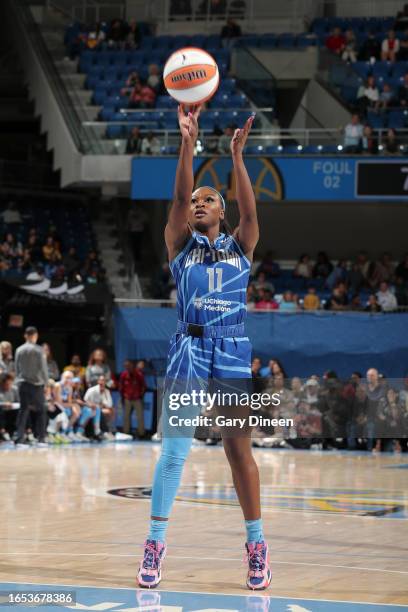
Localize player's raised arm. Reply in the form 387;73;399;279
165;104;201;261
230;114;259;260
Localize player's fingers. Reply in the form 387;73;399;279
193;104;202;119
233;128;241;140
188;111;198;129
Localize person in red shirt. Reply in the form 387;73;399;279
129;82;156;108
119;359;146;437
255;288;279;310
326;27;346;55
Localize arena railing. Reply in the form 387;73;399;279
80;122;408;155
114;298;408;313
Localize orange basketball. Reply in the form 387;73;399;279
163;47;219;105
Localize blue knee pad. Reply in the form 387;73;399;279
79;406;93;426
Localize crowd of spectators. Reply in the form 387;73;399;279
245;362;408;452
155;250;408;311
0;334;147;445
343;114;400;153
326;25;408;64
0;203;105;284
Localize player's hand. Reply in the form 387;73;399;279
230;113;255;157
178;104;201;144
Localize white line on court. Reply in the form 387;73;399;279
1;581;408;607
1;552;407;575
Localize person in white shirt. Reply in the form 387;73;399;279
376;281;398;311
357;76;379;115
141;131;161;155
343;114;364;152
381;30;400;62
77;375;115;441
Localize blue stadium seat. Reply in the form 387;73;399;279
161;114;178;129
323;144;341;153
340;85;359;102
265;145;283;154
297;34;317;47
372;62;392;79
237;35;260;48
353;61;371;79
258;34;277;48
199;114;216;130
277;33;297;48
93;90;109;105
112;111;128;122
366;111;385;128
246;145;265;154
100;107;116;121
106;124;124;139
388;109;407;128
190;34;206;47
283;144;304;154
229;93;248;108
210;93;230;108
141;37;154;50
204;35;222;50
303;145;323;154
161;145;178;154
129;50;146;64
391;62;408;78
218;78;236;92
169;35;191;49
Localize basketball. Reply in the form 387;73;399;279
163;47;219;105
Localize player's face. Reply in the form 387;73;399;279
189;188;224;232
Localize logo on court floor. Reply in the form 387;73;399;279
107;485;408;518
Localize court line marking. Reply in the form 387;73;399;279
1;538;408;561
1;581;408;607
1;552;407;575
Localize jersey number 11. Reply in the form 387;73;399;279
207;267;223;292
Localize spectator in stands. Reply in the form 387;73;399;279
365;293;382;312
86;23;105;49
294;254;312;279
365;367;386;452
251;271;275;293
0;243;11;272
342;29;358;63
376;281;397;311
120;72;140;97
396;253;408;283
141;131;161;155
326;260;348;290
77;374;109;441
119;359;146;437
217;125;235;154
82;250;104;283
126;127;143;154
42;236;62;262
246;285;256;311
129;82;156;108
325;285;349;310
357;76;379;115
63;354;86;385
221;18;242;47
381;30;400;62
395;275;408;306
1;201;22;226
107;19;127;48
395;3;408;30
0;342;14;374
350;294;364;311
348;263;365;294
0;373;19;442
255;288;278;310
360;124;378;155
383;128;399;154
26;233;42;263
257;251;281;279
279;291;298;312
398;73;408;106
326;27;345;55
127;204;147;261
42;343;60;381
3;233;22;258
303;286;320;310
343;114;363;153
377;83;395;112
359;31;381;62
368;252;395;288
313;251;333;279
62;247;81;280
125;18;141;49
86;349;112;388
147;64;161;93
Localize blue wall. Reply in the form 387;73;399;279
114;307;408;378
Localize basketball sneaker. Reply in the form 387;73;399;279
137;539;166;588
245;541;272;590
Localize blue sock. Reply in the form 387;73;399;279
245;518;264;543
148;519;168;543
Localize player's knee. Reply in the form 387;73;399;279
223;439;253;466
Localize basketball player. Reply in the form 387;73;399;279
137;105;271;591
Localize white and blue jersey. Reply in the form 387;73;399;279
166;231;252;381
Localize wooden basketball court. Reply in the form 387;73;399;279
1;442;407;611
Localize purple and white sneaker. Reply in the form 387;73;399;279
245;541;272;590
137;539;167;588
